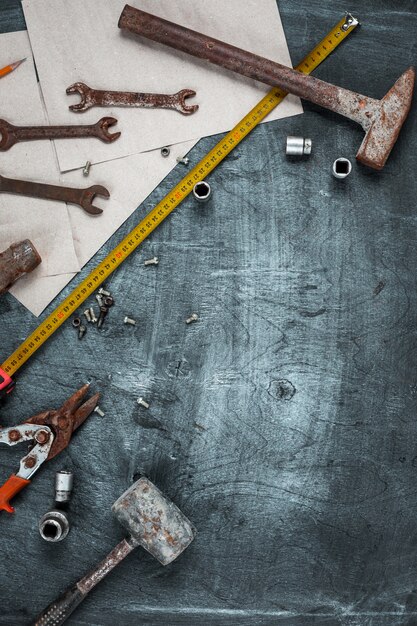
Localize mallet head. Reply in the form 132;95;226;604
112;477;195;565
357;66;415;170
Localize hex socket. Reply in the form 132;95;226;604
193;181;211;203
39;510;70;542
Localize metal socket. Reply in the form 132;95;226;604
193;181;211;203
39;510;70;542
332;157;352;179
286;136;312;156
55;470;74;503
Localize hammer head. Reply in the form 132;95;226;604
112;477;195;565
357;66;415;170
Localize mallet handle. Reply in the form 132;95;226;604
32;538;135;626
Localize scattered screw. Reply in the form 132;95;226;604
137;397;150;409
94;406;105;417
72;317;81;328
96;294;104;307
176;156;189;165
144;256;159;266
83;309;92;323
161;146;170;157
98;287;111;296
83;160;91;177
97;306;108;329
186;313;198;324
89;307;97;323
124;316;136;326
78;324;87;340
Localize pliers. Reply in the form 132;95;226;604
0;384;99;513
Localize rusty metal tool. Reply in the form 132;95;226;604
0;174;110;215
0;14;357;394
33;477;195;625
0;239;41;295
0;57;26;79
0;384;99;514
119;5;415;170
66;82;198;115
0;117;120;151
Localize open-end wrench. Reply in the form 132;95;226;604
66;82;198;115
0;174;109;215
0;117;120;151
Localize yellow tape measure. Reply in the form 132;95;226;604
1;13;358;378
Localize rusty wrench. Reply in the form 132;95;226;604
0;174;109;215
0;117;120;151
66;82;198;115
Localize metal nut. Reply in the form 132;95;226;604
161;146;170;157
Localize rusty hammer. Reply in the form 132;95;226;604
33;478;195;626
0;239;41;295
119;6;415;171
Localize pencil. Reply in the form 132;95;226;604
0;58;26;79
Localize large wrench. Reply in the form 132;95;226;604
0;174;109;215
66;82;198;115
0;117;120;151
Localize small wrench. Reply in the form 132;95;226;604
0;117;120;151
0;174;109;215
66;82;198;115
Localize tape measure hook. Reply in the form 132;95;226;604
0;368;15;399
342;13;359;31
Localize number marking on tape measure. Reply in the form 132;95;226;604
1;14;358;377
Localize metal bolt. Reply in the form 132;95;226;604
96;294;104;307
161;146;170;157
137;397;150;409
97;306;108;329
176;156;190;165
35;429;50;445
124;316;136;325
89;306;97;323
78;324;87;339
8;429;21;442
144;256;159;266
94;405;105;417
186;313;199;324
98;287;111;296
83;160;91;177
83;309;92;323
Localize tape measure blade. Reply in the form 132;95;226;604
1;14;357;378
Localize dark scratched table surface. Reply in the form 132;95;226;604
1;1;417;625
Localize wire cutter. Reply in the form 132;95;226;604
0;384;99;513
